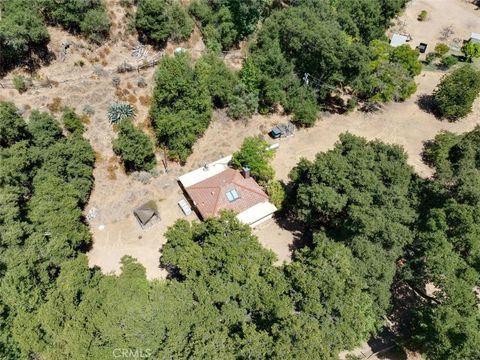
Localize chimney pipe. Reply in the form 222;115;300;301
242;167;251;179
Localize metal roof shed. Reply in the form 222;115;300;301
471;32;480;44
390;33;409;47
134;201;159;228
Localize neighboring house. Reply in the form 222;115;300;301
470;32;480;44
178;156;277;227
390;33;409;47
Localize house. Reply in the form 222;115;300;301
470;32;480;44
178;156;277;227
390;33;409;47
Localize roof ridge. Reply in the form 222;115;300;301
211;188;222;215
188;184;221;191
234;180;268;199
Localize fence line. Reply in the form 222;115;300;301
0;46;245;90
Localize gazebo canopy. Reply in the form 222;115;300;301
134;201;159;227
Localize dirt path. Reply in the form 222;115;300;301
272;71;480;181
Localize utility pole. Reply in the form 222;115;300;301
162;147;168;173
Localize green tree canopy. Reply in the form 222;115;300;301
38;0;110;42
135;0;194;46
407;127;480;359
150;53;212;162
433;65;480;120
27;111;63;148
189;0;272;50
231;136;275;183
195;52;240;108
0;102;29;147
112;119;156;172
0;0;49;71
461;41;480;62
289;133;416;319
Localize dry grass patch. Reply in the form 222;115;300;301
80;115;91;124
107;156;118;180
127;94;137;104
95;151;103;163
47;97;62;113
138;118;155;137
139;95;152;107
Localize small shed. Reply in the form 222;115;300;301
134;201;159;228
269;122;295;139
390;33;409;47
417;43;428;53
470;32;480;44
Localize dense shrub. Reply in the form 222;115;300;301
150;53;212;162
422;130;460;177
417;10;427;21
439;55;458;69
461;41;480;62
79;8;111;43
189;0;271;50
28;111;63;148
62;107;85;134
0;101;28;147
434;43;450;56
267;180;286;209
227;85;259;120
433;65;480;120
0;0;49;72
196;52;239;107
135;0;194;46
39;0;110;42
231;136;275;183
13;76;29;94
389;44;422;76
112;119;156;172
358;62;417;102
425;52;438;64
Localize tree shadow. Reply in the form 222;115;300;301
377;345;408;360
323;94;348;114
0;44;55;77
389;280;420;337
420;139;435;167
416;94;440;117
272;209;313;257
359;101;383;113
365;327;409;360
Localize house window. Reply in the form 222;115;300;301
226;189;239;202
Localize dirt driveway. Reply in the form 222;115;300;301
271;71;480;181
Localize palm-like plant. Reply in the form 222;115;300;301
108;103;135;123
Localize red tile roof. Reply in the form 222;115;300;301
185;168;269;219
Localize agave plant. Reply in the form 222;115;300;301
108;103;135;123
82;104;95;116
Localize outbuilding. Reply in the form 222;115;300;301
390;33;409;47
133;201;160;228
470;32;480;44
